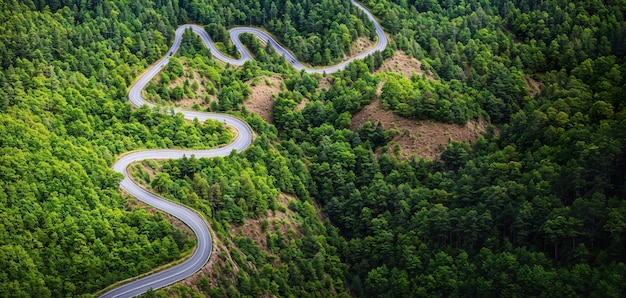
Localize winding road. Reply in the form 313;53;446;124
101;1;386;297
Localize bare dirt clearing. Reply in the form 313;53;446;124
294;97;310;111
375;51;434;79
180;229;239;290
343;37;375;62
525;75;542;96
244;76;282;123
317;75;332;92
351;98;490;160
169;64;213;108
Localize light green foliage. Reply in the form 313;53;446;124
0;0;230;295
380;74;480;124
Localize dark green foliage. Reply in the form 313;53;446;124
364;0;626;125
280;63;626;296
263;0;626;296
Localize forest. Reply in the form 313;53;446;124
1;0;625;297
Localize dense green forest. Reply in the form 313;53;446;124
20;0;375;65
130;32;352;297
1;0;626;297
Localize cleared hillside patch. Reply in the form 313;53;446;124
351;98;490;160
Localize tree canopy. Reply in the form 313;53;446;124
1;0;625;296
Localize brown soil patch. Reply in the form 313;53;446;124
178;228;241;291
229;193;303;250
295;98;310;111
343;37;375;61
351;98;491;160
464;63;472;78
146;60;217;109
138;161;157;181
524;75;542;97
244;76;282;123
318;76;332;89
126;162;151;188
375;51;434;79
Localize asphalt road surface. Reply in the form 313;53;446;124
101;1;386;296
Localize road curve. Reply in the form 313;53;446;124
101;1;386;297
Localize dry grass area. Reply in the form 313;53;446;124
316;76;332;93
318;76;332;89
525;75;542;97
343;37;375;61
228;193;303;250
351;98;490;160
178;227;242;290
295;97;310;111
375;51;434;79
244;76;282;123
355;51;502;160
